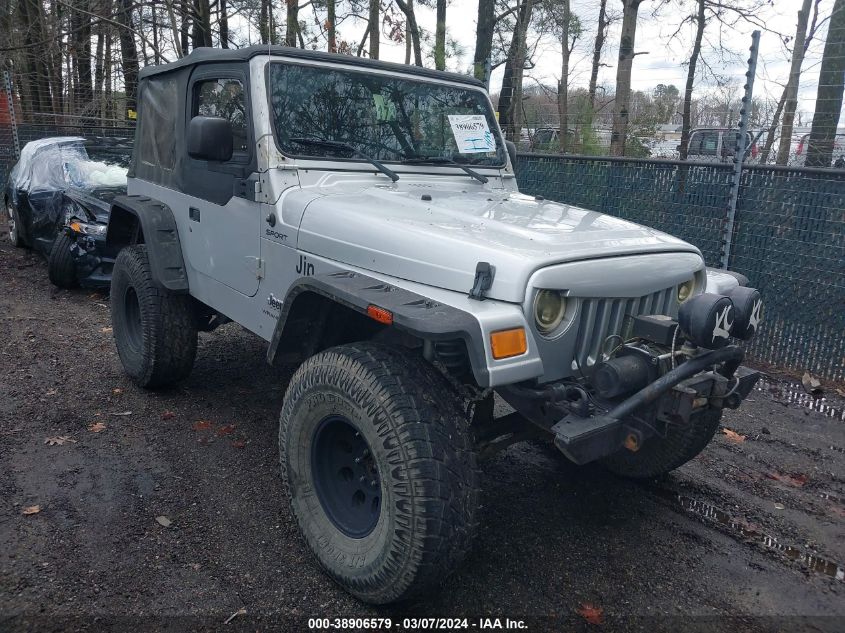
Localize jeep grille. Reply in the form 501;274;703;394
572;287;676;371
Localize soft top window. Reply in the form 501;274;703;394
138;76;178;171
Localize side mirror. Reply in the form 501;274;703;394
187;116;233;162
505;140;518;168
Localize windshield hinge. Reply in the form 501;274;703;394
469;262;495;301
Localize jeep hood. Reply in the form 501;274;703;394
296;182;702;303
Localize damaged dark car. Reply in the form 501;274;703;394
4;136;131;288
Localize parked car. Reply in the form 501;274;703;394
794;133;845;168
4;136;131;288
104;46;763;604
685;127;763;163
530;127;576;151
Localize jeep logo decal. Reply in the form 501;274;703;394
267;293;283;311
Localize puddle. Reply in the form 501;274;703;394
667;492;844;582
756;378;845;421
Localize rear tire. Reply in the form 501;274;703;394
6;200;24;247
47;232;79;288
110;245;197;388
280;343;479;604
601;409;723;479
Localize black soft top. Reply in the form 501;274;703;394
138;45;484;89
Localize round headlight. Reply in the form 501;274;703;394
534;290;566;335
678;278;696;303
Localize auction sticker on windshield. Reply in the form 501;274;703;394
448;114;495;153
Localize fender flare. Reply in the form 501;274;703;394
267;270;491;387
106;194;189;292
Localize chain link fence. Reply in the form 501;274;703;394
515;153;845;382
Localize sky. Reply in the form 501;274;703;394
327;0;839;126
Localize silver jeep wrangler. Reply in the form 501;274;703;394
106;46;764;604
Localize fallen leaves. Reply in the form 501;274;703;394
88;422;107;433
766;471;809;487
576;603;604;625
155;515;172;527
160;410;176;420
721;428;746;443
193;420;212;431
44;436;76;446
216;424;236;437
801;372;823;397
231;440;246;449
112;388;123;395
22;505;41;515
100;326;113;333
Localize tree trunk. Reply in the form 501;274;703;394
558;0;570;153
610;0;644;156
394;0;422;66
679;0;705;160
588;0;609;108
806;0;845;167
219;0;229;47
192;0;213;48
434;0;446;70
117;0;140;114
327;0;336;52
368;0;380;58
497;0;534;142
180;0;190;54
776;0;812;165
473;0;495;82
286;0;298;47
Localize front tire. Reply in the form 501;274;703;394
48;232;79;288
110;245;197;388
6;200;24;247
601;408;723;479
280;343;479;604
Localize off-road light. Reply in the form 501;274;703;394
533;290;566;335
490;328;527;360
677;278;696;303
678;293;734;349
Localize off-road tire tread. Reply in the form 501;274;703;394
601;409;723;479
47;232;79;288
111;245;197;388
279;343;480;604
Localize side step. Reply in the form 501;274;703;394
551;415;623;465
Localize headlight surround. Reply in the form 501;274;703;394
69;219;107;237
677;278;696;303
533;290;566;335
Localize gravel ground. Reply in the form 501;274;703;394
1;233;843;633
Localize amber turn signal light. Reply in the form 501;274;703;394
490;328;527;360
367;305;394;325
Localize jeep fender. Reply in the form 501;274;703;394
267;270;490;386
106;195;188;292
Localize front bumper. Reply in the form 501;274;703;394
499;346;760;465
67;230;114;288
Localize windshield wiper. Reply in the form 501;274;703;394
401;156;489;184
288;137;399;182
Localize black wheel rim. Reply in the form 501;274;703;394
311;415;382;538
123;286;143;353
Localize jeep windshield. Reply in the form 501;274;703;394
268;62;505;167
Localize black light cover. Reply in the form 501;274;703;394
678;294;735;349
728;286;763;340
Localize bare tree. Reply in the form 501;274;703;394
678;0;705;160
610;0;645;156
588;0;612;108
806;0;845;167
368;0;379;58
497;0;535;142
435;0;446;70
776;0;813;164
395;0;423;66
